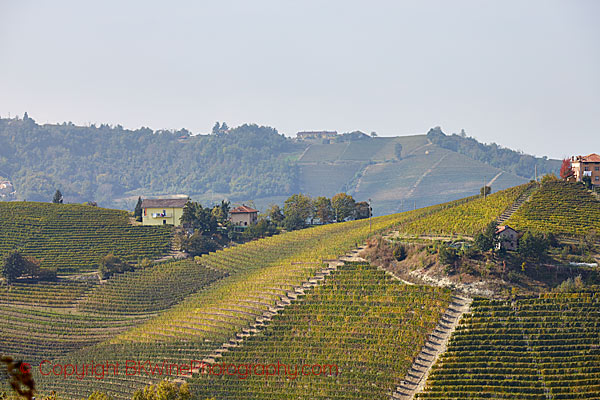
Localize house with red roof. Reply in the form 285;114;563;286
571;153;600;186
229;205;259;227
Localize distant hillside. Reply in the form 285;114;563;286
0;116;559;215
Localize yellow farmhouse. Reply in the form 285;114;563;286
141;198;187;226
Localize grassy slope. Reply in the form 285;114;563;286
506;180;600;236
0;202;172;273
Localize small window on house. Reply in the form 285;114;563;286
585;167;589;171
596;176;599;181
163;220;166;225
595;166;599;171
245;221;247;226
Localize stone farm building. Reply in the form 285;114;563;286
229;205;258;227
141;198;187;226
496;225;519;251
571;153;600;186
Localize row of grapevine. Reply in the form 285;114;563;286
506;181;600;236
0;279;93;307
31;210;440;398
77;259;225;314
401;182;535;236
417;291;600;399
0;202;172;272
190;263;452;400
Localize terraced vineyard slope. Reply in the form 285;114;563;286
190;263;452;400
33;211;439;398
506;181;600;236
0;202;172;273
400;182;536;236
417;292;600;400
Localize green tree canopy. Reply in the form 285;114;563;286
283;194;314;228
331;192;356;222
181;201;218;234
133;379;191;400
314;196;333;224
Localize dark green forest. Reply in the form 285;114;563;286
0;116;560;210
0;116;301;205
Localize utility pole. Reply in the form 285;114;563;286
414;201;416;211
368;198;372;234
535;165;538;182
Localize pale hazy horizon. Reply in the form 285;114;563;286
1;0;598;159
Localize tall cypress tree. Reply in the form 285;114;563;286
52;189;63;204
134;197;143;222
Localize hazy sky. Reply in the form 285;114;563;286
1;0;598;159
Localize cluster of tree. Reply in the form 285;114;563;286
0;117;301;206
1;251;55;284
266;193;370;231
426;127;560;179
178;200;224;257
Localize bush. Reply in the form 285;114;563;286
133;380;191;400
518;231;549;261
393;244;407;261
474;221;497;252
181;233;219;257
241;219;278;241
98;253;132;279
1;251;45;283
438;244;458;266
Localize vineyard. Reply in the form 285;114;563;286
0;202;172;273
190;263;452;399
400;182;536;236
3;182;599;399
26;208;438;398
417;292;600;400
506;181;600;236
77;259;224;314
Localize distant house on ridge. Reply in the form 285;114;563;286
296;131;338;141
571;153;600;186
141;198;188;226
229;205;258;227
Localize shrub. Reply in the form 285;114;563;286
133;380;191;400
393;244;407;261
518;231;549;261
438;244;458;266
98;253;132;279
181;233;219;257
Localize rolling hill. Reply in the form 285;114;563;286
1;181;599;399
0;117;558;216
